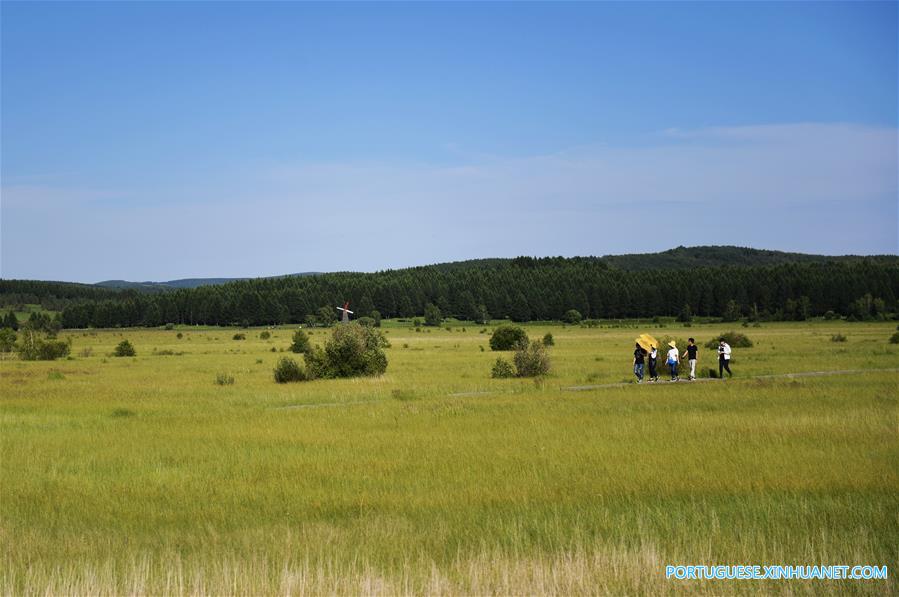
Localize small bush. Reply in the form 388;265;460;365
704;332;753;349
111;408;135;418
513;340;551;377
542;333;555;347
424;303;443;327
491;358;514;378
302;323;388;379
273;357;306;383
260;331;271;340
831;334;847;343
489;325;529;351
289;329;311;353
164;323;175;330
114;340;136;357
889;332;899;345
270;346;277;352
232;333;246;341
0;328;18;352
357;317;375;327
17;333;71;361
215;372;235;385
823;310;837;321
176;332;183;339
563;309;582;324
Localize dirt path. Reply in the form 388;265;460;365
561;367;899;391
273;367;898;410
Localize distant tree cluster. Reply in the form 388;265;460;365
0;258;895;329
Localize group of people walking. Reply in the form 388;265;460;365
632;338;732;383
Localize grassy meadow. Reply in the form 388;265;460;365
1;320;897;595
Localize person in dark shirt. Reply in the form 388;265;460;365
682;338;699;381
647;344;659;382
633;343;647;383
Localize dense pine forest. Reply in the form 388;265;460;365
1;247;897;328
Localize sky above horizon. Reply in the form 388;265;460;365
2;1;897;282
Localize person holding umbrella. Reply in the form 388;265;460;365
633;342;647;383
634;333;658;383
647;343;659;382
666;340;680;381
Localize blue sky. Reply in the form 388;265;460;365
2;1;896;282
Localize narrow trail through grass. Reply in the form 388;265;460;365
271;367;899;409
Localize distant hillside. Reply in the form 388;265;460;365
598;245;896;271
95;273;320;292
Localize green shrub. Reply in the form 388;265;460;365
357;317;375;327
513;340;551;377
889;332;899;345
563;309;582;324
302;323;389;379
15;329;71;361
289;329;311;353
823;310;837;321
176;332;183;339
704;332;753;349
164;323;175;331
232;333;246;341
0;328;16;352
831;334;847;343
259;331;271;340
542;333;555;347
273;357;306;383
214;372;235;385
424;303;443;327
113;340;136;357
489;325;528;351
491;358;514;378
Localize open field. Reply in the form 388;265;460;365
2;320;897;595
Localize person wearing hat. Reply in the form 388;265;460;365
647;344;659;382
633;342;647;383
666;340;680;381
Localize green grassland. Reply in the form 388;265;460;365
1;321;897;595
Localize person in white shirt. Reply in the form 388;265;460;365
666;341;680;381
717;338;733;378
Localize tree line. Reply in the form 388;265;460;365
43;259;898;328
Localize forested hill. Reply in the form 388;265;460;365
95;272;320;292
2;247;897;327
600;246;896;271
56;257;898;328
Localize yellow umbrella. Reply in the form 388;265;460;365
635;333;659;352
